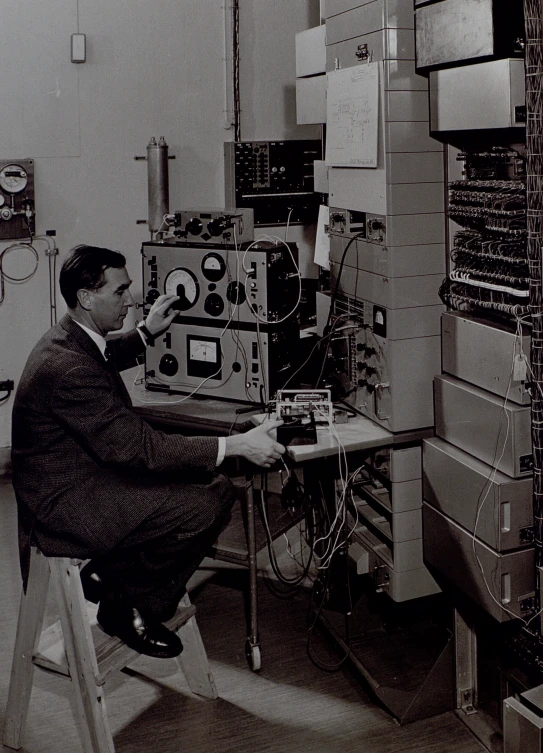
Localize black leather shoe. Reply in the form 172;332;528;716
97;602;183;658
80;562;103;604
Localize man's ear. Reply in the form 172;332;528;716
76;288;93;311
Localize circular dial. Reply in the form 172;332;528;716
159;354;179;377
201;253;226;282
164;268;199;311
145;288;160;306
185;217;203;236
226;280;246;306
204;293;225;317
0;164;28;194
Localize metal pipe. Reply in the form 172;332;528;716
147;136;169;236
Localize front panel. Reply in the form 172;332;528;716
423;502;534;622
441;311;531;405
142;240;299;326
327;302;441;431
423;437;533;552
145;321;298;405
434;374;532;478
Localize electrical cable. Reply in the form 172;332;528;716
0;241;40;305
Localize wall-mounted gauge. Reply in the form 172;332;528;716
164;267;199;310
201;252;227;282
0;164;29;194
0;159;35;240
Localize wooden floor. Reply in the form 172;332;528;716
0;477;486;753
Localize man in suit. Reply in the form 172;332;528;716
12;244;285;658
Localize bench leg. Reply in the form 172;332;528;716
176;594;218;699
50;558;114;753
3;548;50;750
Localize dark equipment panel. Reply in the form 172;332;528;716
225;140;322;226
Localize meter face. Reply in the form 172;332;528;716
201;252;226;282
164;267;199;310
0;165;28;194
189;338;218;363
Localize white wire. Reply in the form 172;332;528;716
241;234;302;325
311;408;351;569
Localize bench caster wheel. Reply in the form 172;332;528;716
245;639;261;672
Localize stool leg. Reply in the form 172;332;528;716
49;558;114;753
176;594;218;699
3;548;50;750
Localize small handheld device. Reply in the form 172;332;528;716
276;390;333;422
275;390;333;446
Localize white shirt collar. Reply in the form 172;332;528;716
72;320;108;359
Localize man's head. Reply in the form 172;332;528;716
60;245;135;335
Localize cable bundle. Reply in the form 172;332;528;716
445;150;528;320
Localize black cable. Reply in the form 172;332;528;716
257;475;315;590
322;230;366;337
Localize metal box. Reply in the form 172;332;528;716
504;687;543;753
295;25;326;77
434;374;532;478
389;446;422;482
324;0;375;18
429;59;525;132
326;0;414;46
326;29;416;70
423;437;533;551
329;160;444;218
350;516;440;601
335;294;443;338
423;502;534;622
415;0;493;69
313;160;329;194
330;251;443;309
329;234;445;278
296;76;327;125
441;312;531;405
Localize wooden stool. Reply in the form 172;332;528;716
3;546;218;753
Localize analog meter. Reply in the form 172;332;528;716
0;159;35;239
201;252;226;282
164;267;199;311
0;164;29;194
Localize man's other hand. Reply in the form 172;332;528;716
224;419;286;468
145;294;181;337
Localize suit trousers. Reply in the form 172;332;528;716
33;468;237;619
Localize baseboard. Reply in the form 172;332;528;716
0;446;12;476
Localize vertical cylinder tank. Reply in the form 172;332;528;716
147;136;169;234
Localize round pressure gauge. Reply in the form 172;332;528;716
0;164;28;194
164;267;199;311
201;253;226;282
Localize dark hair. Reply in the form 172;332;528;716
59;245;126;309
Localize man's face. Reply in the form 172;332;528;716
86;266;135;335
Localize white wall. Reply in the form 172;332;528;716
0;0;320;460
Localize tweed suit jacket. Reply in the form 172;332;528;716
12;314;220;574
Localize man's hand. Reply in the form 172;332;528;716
224;419;286;468
145;294;180;338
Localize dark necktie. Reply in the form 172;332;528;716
104;345;132;406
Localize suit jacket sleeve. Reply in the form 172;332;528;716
50;362;219;474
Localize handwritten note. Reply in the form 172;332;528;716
325;63;379;168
